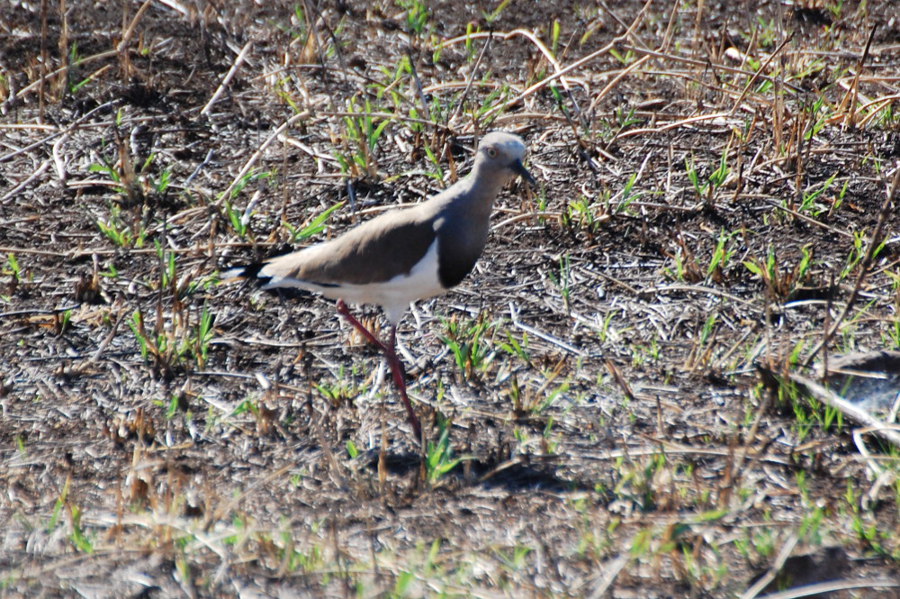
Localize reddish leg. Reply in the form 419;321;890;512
335;300;422;441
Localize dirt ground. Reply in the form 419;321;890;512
2;0;900;597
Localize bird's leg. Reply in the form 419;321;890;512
335;300;422;441
383;324;422;441
335;299;390;353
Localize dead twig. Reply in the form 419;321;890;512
509;302;584;356
789;372;900;449
747;578;899;599
218;110;311;203
740;533;801;599
803;166;899;366
728;33;795;117
201;41;253;116
840;26;877;128
605;359;635;402
0;159;51;205
447;32;492;126
620;43;804;94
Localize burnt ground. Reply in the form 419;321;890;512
1;1;900;597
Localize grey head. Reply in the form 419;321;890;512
470;131;536;190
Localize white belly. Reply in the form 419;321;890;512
262;239;445;324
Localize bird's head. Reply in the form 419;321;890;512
476;131;536;186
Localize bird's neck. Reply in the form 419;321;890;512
459;161;508;206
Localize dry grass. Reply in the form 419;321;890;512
1;1;900;597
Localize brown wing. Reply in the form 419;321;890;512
264;207;438;286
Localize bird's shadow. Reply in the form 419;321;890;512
358;449;595;494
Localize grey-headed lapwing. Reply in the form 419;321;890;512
224;132;535;440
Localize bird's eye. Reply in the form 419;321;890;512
486;147;498;158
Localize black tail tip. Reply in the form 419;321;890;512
220;262;267;285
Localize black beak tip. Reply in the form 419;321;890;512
513;159;537;187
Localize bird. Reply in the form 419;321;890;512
223;131;535;441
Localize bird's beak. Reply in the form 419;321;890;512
512;159;537;187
